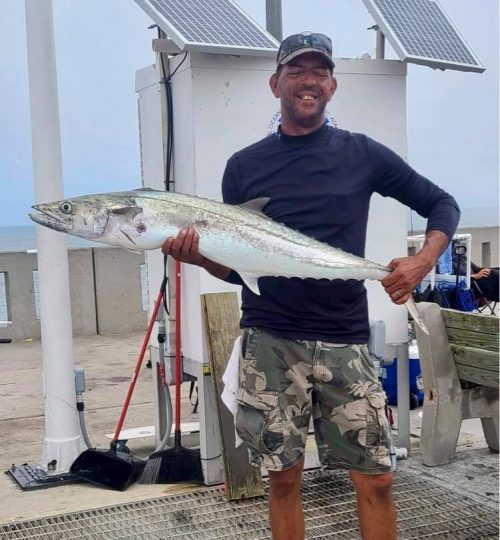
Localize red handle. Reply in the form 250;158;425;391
113;287;164;442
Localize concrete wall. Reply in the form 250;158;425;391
69;249;99;336
0;248;147;341
455;226;499;268
93;248;147;334
0;251;38;340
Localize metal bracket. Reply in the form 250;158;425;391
152;38;183;54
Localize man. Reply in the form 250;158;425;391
162;32;460;540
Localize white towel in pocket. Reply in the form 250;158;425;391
221;335;243;448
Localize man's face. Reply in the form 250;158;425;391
270;52;337;134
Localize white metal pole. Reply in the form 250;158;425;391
376;28;386;59
266;0;283;42
25;0;85;473
396;343;410;452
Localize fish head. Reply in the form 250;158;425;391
29;194;136;241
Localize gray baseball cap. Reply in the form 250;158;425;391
277;32;334;70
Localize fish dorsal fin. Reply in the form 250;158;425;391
239;197;270;215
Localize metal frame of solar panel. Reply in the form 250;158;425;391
133;0;279;56
361;0;484;72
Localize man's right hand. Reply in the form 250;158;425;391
161;226;232;280
161;227;207;266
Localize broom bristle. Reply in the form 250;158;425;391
139;445;203;484
138;455;162;484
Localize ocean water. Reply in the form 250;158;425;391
0;226;148;322
0;225;101;253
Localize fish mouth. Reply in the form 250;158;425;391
29;206;73;233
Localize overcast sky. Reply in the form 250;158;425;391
0;0;498;226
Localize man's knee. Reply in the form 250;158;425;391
350;471;393;502
268;459;304;497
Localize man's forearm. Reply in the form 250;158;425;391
416;229;450;270
201;258;232;280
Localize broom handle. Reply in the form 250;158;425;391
175;260;182;434
112;287;164;443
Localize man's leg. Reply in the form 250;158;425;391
235;329;313;538
268;458;305;540
350;471;397;540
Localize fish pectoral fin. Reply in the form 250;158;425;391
239;273;261;295
110;206;143;219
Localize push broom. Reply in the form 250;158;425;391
140;260;204;484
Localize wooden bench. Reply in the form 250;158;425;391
414;302;499;466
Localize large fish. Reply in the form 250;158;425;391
29;188;428;333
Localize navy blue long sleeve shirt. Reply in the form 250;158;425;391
221;124;460;343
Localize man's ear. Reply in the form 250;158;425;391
269;72;280;98
328;76;338;101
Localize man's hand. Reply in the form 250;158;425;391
383;229;449;305
382;254;434;305
161;226;232;280
161;227;207;266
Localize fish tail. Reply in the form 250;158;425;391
404;297;429;335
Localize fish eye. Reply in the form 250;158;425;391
59;202;73;214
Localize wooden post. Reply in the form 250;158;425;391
201;292;264;499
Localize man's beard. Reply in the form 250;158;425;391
287;101;326;129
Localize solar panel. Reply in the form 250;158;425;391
133;0;279;56
361;0;485;72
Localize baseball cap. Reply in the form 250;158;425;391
277;32;335;70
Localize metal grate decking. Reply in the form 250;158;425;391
1;469;497;539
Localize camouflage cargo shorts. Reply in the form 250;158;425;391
235;327;393;474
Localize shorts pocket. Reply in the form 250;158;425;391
240;328;277;393
239;329;263;390
365;391;390;454
235;387;284;455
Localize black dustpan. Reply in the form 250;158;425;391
70;443;146;491
71;287;165;491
